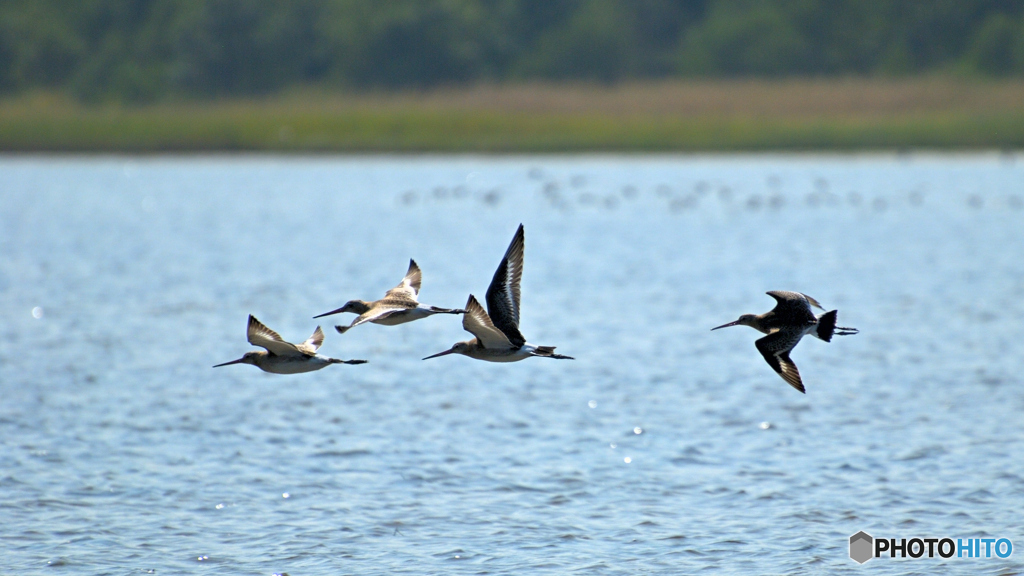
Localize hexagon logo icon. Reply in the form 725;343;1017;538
850;531;873;564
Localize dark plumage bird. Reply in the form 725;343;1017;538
712;291;858;393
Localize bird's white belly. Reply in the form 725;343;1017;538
371;305;432;326
260;355;332;374
468;345;534;362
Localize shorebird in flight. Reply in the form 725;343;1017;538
214;315;367;374
315;259;466;334
711;291;858;393
423;224;573;362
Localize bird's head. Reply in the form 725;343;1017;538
314;299;371;318
422;341;472;360
711;314;759;331
213;351;261;368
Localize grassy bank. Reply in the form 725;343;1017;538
3;79;1024;152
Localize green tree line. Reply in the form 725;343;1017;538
2;0;1024;102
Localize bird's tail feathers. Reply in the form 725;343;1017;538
816;310;838;342
533;346;575;360
330;358;367;365
430;306;467;314
817;310;859;341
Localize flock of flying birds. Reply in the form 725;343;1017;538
215;224;858;394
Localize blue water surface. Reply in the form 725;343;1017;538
1;154;1023;575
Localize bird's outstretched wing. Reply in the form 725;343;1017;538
385;259;422;301
336;305;410;334
296;326;325;355
463;295;515;350
801;293;824;310
755;330;806;393
485;224;526;347
766;290;820;324
247;315;303;357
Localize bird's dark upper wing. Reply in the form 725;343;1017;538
247;315;303;357
463;295;515;350
766;291;819;325
755;331;806;393
485;224;526;347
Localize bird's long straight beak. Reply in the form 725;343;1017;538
213;358;245;367
711;320;741;331
313;307;345;319
422;349;455;360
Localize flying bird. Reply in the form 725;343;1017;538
423;224;573;362
315;259;465;334
711;291;858;393
214;315;367;374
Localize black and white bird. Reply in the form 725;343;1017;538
315;259;466;334
423;224;573;362
214;315;367;373
712;291;858;393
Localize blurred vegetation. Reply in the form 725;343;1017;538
3;1;1024;151
2;0;1024;103
3;79;1023;151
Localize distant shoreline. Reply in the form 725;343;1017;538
3;79;1023;152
